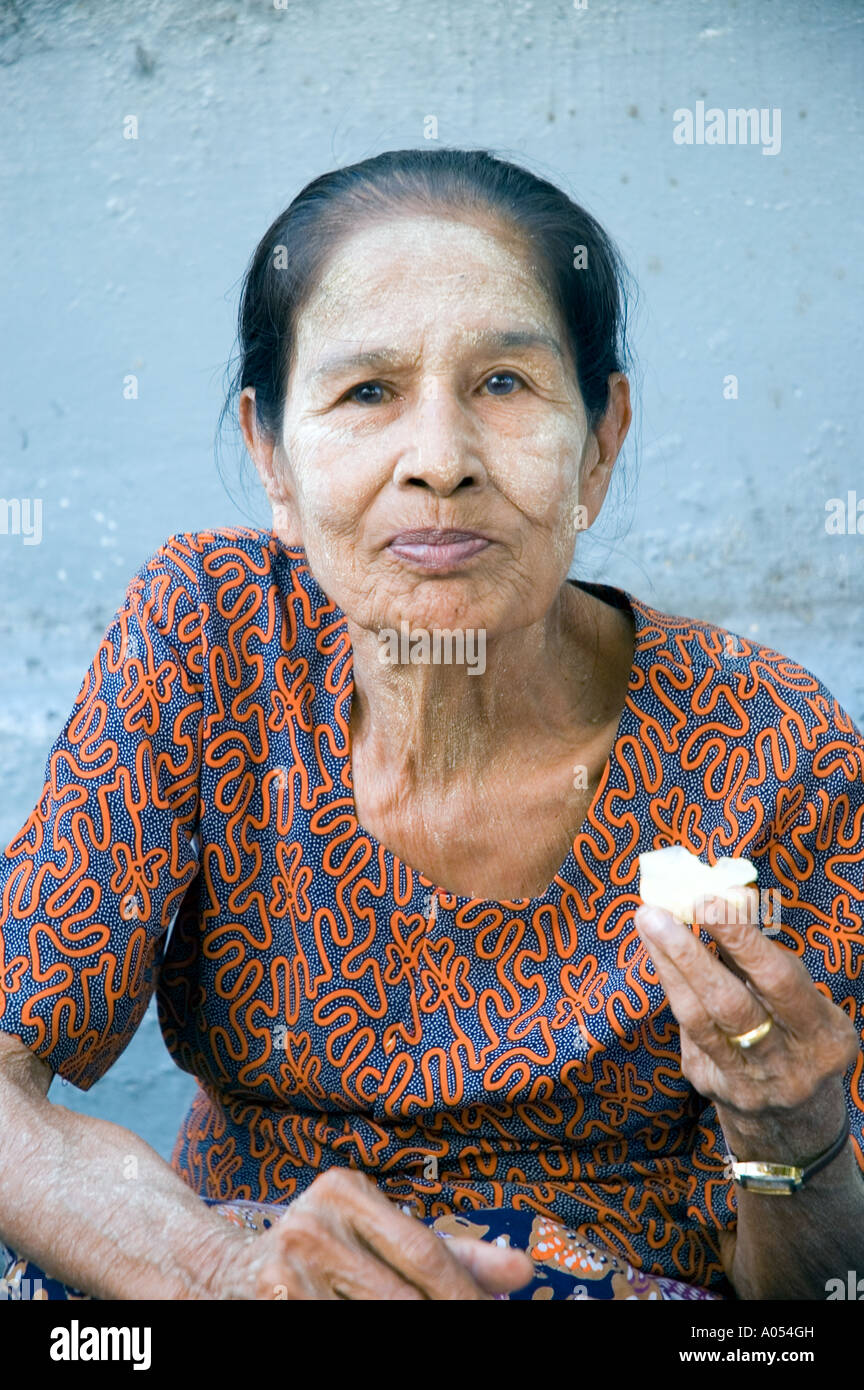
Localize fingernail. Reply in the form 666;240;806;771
637;907;672;932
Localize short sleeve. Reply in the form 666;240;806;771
0;539;204;1089
684;684;864;1239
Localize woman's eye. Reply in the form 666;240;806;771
342;374;525;405
483;371;525;396
345;381;389;405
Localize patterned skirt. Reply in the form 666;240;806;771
1;1199;722;1301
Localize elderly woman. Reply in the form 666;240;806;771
1;147;863;1303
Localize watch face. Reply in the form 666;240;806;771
738;1174;799;1194
734;1161;803;1194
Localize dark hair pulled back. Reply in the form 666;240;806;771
218;146;636;476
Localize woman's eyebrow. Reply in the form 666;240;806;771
309;329;564;382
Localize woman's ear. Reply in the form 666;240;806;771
239;387;275;485
239;387;303;544
593;373;632;473
579;373;632;518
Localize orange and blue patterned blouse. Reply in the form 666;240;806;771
2;525;863;1298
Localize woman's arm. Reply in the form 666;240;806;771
0;1031;248;1300
637;886;864;1302
719;1080;864;1300
0;547;244;1298
0;1031;534;1300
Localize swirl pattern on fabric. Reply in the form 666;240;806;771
1;527;862;1298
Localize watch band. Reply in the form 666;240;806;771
729;1112;851;1194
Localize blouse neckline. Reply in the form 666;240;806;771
266;529;650;912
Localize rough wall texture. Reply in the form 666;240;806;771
1;0;861;1160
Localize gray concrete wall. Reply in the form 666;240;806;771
1;0;861;1160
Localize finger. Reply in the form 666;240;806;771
328;1247;429;1301
636;904;770;1045
292;1169;491;1299
330;1173;492;1300
263;1196;444;1301
255;1238;427;1301
695;888;825;1030
691;891;752;984
353;1222;495;1300
442;1235;535;1294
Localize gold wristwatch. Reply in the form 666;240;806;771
728;1113;851;1194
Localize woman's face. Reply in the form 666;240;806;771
248;213;629;637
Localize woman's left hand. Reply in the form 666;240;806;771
635;884;861;1158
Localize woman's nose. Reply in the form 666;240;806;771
392;383;488;494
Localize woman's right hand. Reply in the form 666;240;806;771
218;1167;536;1300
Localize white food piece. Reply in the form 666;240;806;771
638;845;758;924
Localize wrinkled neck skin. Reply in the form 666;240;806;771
342;578;614;791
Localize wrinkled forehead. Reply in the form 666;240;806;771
292;214;564;362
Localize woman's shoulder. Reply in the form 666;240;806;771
136;525;302;584
129;526;324;611
129;526;340;654
621;584;864;775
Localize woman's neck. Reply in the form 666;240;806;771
345;582;633;793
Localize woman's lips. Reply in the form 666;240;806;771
386;529;491;571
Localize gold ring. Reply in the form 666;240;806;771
728;1018;773;1049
